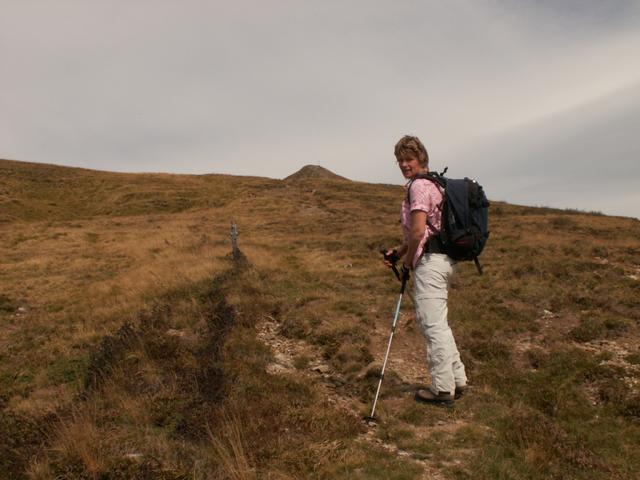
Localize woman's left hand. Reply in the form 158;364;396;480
400;263;411;281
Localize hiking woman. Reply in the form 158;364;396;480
385;135;467;406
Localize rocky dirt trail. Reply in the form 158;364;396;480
256;311;472;479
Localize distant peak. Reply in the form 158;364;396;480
284;165;349;182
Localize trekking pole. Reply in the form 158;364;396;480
366;250;409;421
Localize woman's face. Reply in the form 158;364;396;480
397;154;425;179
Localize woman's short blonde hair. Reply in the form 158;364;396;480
394;135;429;167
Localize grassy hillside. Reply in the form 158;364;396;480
0;159;277;222
1;159;639;479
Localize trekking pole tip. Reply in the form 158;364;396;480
363;415;378;426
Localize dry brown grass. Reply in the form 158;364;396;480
49;406;106;478
2;159;639;479
1;211;230;408
208;409;256;480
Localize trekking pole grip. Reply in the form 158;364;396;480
399;265;410;294
400;276;407;294
380;247;401;281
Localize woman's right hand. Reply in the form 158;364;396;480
383;248;399;268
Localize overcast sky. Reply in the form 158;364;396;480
1;1;639;218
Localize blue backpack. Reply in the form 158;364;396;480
408;168;490;274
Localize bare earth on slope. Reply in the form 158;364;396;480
256;306;475;479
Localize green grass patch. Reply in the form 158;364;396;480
46;356;89;385
625;351;640;365
570;314;632;342
0;294;17;313
317;442;424;479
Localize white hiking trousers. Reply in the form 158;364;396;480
413;253;467;395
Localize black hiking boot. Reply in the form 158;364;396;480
414;389;454;407
454;384;468;400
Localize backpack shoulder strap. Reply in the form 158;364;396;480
406;172;444;203
418;172;446;188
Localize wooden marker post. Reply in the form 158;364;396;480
230;221;239;259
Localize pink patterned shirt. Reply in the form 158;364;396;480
401;178;444;268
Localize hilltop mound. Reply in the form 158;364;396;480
284;164;349;182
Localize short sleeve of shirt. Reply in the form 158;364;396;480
400;178;444;268
408;179;436;213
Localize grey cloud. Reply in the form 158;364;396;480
1;1;639;217
449;82;640;218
